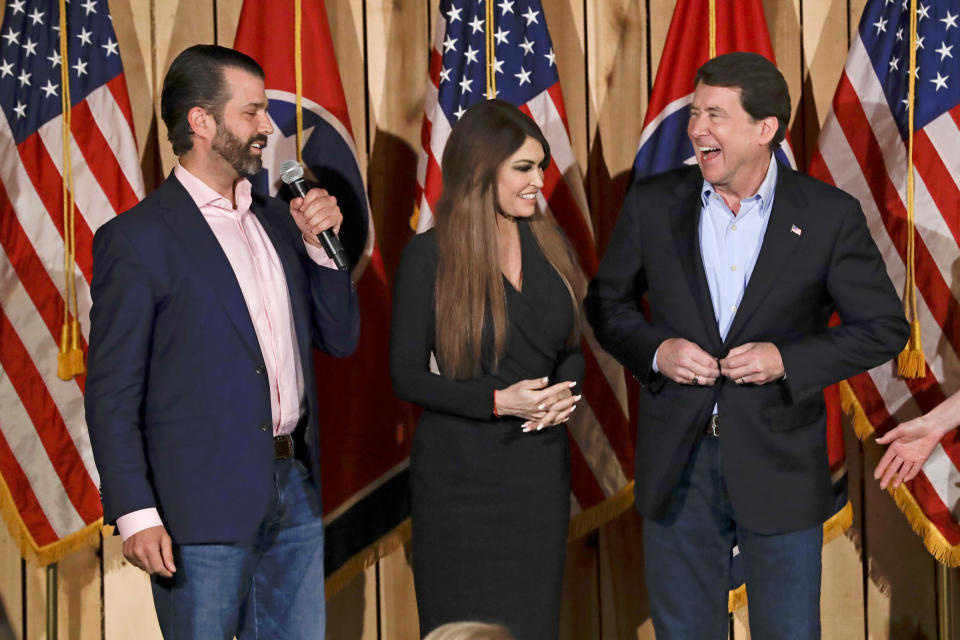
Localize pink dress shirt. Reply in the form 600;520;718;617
117;163;336;540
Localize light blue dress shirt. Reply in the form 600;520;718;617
652;155;779;402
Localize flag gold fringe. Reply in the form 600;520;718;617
841;381;960;566
324;518;412;599
0;468;102;566
567;482;635;541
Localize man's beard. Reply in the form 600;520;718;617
212;123;267;177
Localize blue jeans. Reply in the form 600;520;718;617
151;458;325;640
643;436;822;639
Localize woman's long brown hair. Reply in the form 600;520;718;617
434;99;582;379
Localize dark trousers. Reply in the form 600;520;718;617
643;436;823;639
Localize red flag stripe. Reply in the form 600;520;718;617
579;341;633;471
16;134;96;282
0;182;89;361
567;432;607;509
0;308;100;523
71;100;142;215
833;73;960;360
105;76;138;142
0;428;60;546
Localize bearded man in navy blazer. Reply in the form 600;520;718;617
84;45;358;639
586;52;908;639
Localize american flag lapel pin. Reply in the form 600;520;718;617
790;224;802;236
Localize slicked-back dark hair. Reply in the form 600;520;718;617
694;52;790;151
160;44;265;156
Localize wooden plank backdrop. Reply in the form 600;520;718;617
1;0;958;638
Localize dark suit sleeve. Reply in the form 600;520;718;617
304;261;359;358
389;236;496;420
775;198;909;401
584;188;676;385
84;224;157;524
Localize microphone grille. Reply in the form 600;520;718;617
280;160;304;185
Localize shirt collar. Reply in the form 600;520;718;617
700;154;778;216
174;162;253;214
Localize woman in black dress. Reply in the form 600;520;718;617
390;100;585;640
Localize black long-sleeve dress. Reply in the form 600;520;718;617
390;220;584;640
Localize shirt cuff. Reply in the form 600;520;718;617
303;235;339;269
652;345;661;373
116;508;164;541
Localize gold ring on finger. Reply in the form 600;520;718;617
692;374;699;385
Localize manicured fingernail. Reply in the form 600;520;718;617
522;426;533;432
568;381;577;387
536;423;544;431
574;395;582;401
537;403;545;410
542;377;549;383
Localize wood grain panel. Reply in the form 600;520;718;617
326;564;378;640
797;0;849;168
324;0;367;171
545;0;588;174
585;0;646;253
762;0;803;161
214;0;243;47
365;0;428;275
849;0;869;43
152;0;218;174
108;0;162;189
102;534;162;640
647;0;675;90
23;565;42;640
378;542;419;640
0;521;23;640
55;548;100;640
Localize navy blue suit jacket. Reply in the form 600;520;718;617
84;174;359;544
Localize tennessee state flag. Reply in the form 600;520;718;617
234;0;416;596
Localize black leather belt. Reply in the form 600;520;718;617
274;434;294;459
705;414;720;437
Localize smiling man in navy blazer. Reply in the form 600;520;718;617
84;45;358;639
586;53;907;638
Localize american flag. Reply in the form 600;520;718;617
0;0;143;563
234;0;417;595
632;0;853;608
810;0;960;563
416;0;635;532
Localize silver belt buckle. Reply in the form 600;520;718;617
706;414;720;437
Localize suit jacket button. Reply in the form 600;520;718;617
255;365;266;375
260;424;270;431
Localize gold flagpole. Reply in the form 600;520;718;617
294;0;304;162
486;0;496;99
708;0;716;58
898;0;925;378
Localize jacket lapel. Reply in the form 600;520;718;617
724;165;806;347
670;171;724;351
157;175;262;363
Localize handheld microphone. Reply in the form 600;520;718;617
280;160;349;271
